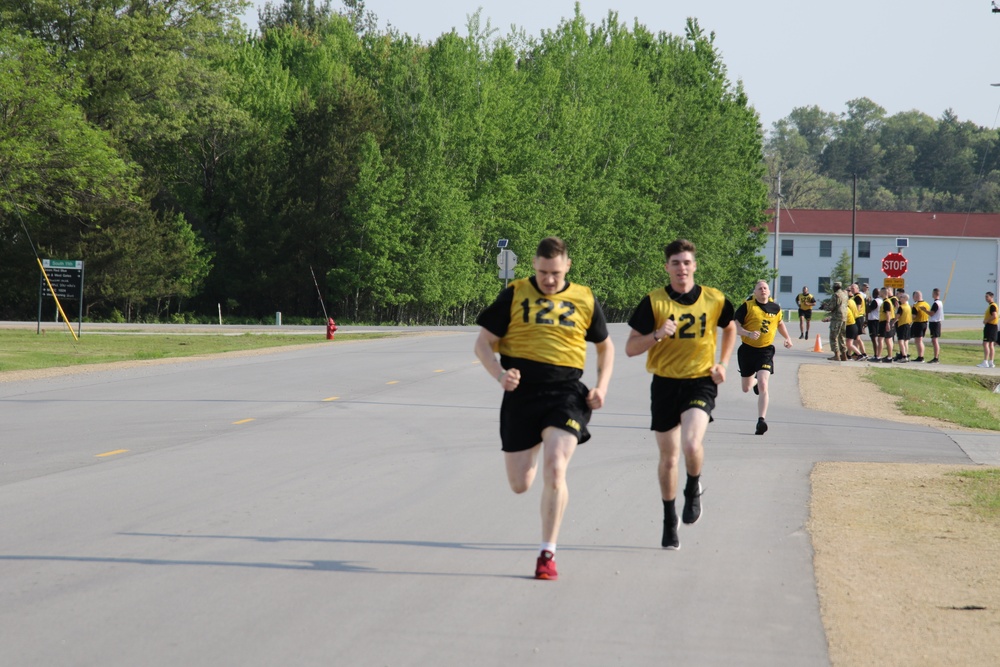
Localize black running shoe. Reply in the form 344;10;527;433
928;358;939;364
662;518;680;550
752;382;759;395
755;418;768;435
682;483;702;525
914;357;924;362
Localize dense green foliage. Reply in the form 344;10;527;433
2;1;771;322
765;99;1000;212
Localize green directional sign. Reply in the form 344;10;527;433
40;259;84;300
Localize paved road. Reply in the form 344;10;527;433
0;323;995;666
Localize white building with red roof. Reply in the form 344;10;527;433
762;209;1000;315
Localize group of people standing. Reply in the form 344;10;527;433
473;236;786;580
800;283;945;365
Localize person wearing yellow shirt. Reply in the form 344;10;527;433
911;290;931;362
895;292;913;362
795;286;816;339
978;292;998;368
475;236;615;580
626;239;736;551
733;280;793;436
847;284;868;360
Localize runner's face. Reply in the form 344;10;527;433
665;251;696;288
754;282;769;302
533;254;570;295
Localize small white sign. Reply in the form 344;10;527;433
496;249;517;269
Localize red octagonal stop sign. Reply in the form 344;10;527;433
881;252;908;278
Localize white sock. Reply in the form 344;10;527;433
540;542;556;555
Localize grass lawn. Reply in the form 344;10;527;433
866;365;1000;431
0;329;372;373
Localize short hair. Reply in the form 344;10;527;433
664;239;696;261
535;236;568;259
833;281;842;290
933;288;940;296
988;292;996;299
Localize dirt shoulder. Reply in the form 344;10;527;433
800;363;1000;667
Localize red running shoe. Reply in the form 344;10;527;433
535;550;558;580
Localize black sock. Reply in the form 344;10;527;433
684;474;700;495
663;498;677;524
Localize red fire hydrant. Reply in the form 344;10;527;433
326;318;338;340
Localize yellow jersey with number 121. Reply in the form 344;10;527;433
646;285;729;379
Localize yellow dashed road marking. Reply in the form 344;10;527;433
232;418;255;425
323;396;340;402
96;449;129;458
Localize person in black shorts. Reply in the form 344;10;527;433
474;237;615;580
927;288;944;363
734;280;794;435
625;239;736;550
795;286;816;339
978;291;998;368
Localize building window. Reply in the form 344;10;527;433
858;241;871;258
781;239;794;256
820;240;832;257
818;277;831;294
779;276;792;293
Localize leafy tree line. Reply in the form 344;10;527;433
2;0;771;322
765;98;1000;213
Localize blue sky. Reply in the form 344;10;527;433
243;0;1000;133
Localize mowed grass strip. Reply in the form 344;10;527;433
0;330;364;373
948;468;1000;518
867;366;1000;431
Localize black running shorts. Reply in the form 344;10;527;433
896;324;911;341
928;322;942;338
984;324;998;343
798;308;812;320
845;323;859;339
499;380;591;452
910;322;927;338
649;375;717;432
879;321;895;338
737;343;775;378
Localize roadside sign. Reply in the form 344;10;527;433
496;249;517;269
881;252;908;278
40;259;84;300
38;259;85;336
498;269;515;280
883;277;905;289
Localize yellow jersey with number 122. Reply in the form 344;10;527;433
498;278;596;370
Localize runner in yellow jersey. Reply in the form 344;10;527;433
625;239;736;550
795;286;816;339
978;291;998;368
733;280;793;435
475;237;615;580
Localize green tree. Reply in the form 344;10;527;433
0;28;136;317
828;249;855;293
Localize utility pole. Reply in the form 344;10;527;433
772;171;782;295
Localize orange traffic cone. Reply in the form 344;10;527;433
813;334;823;353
